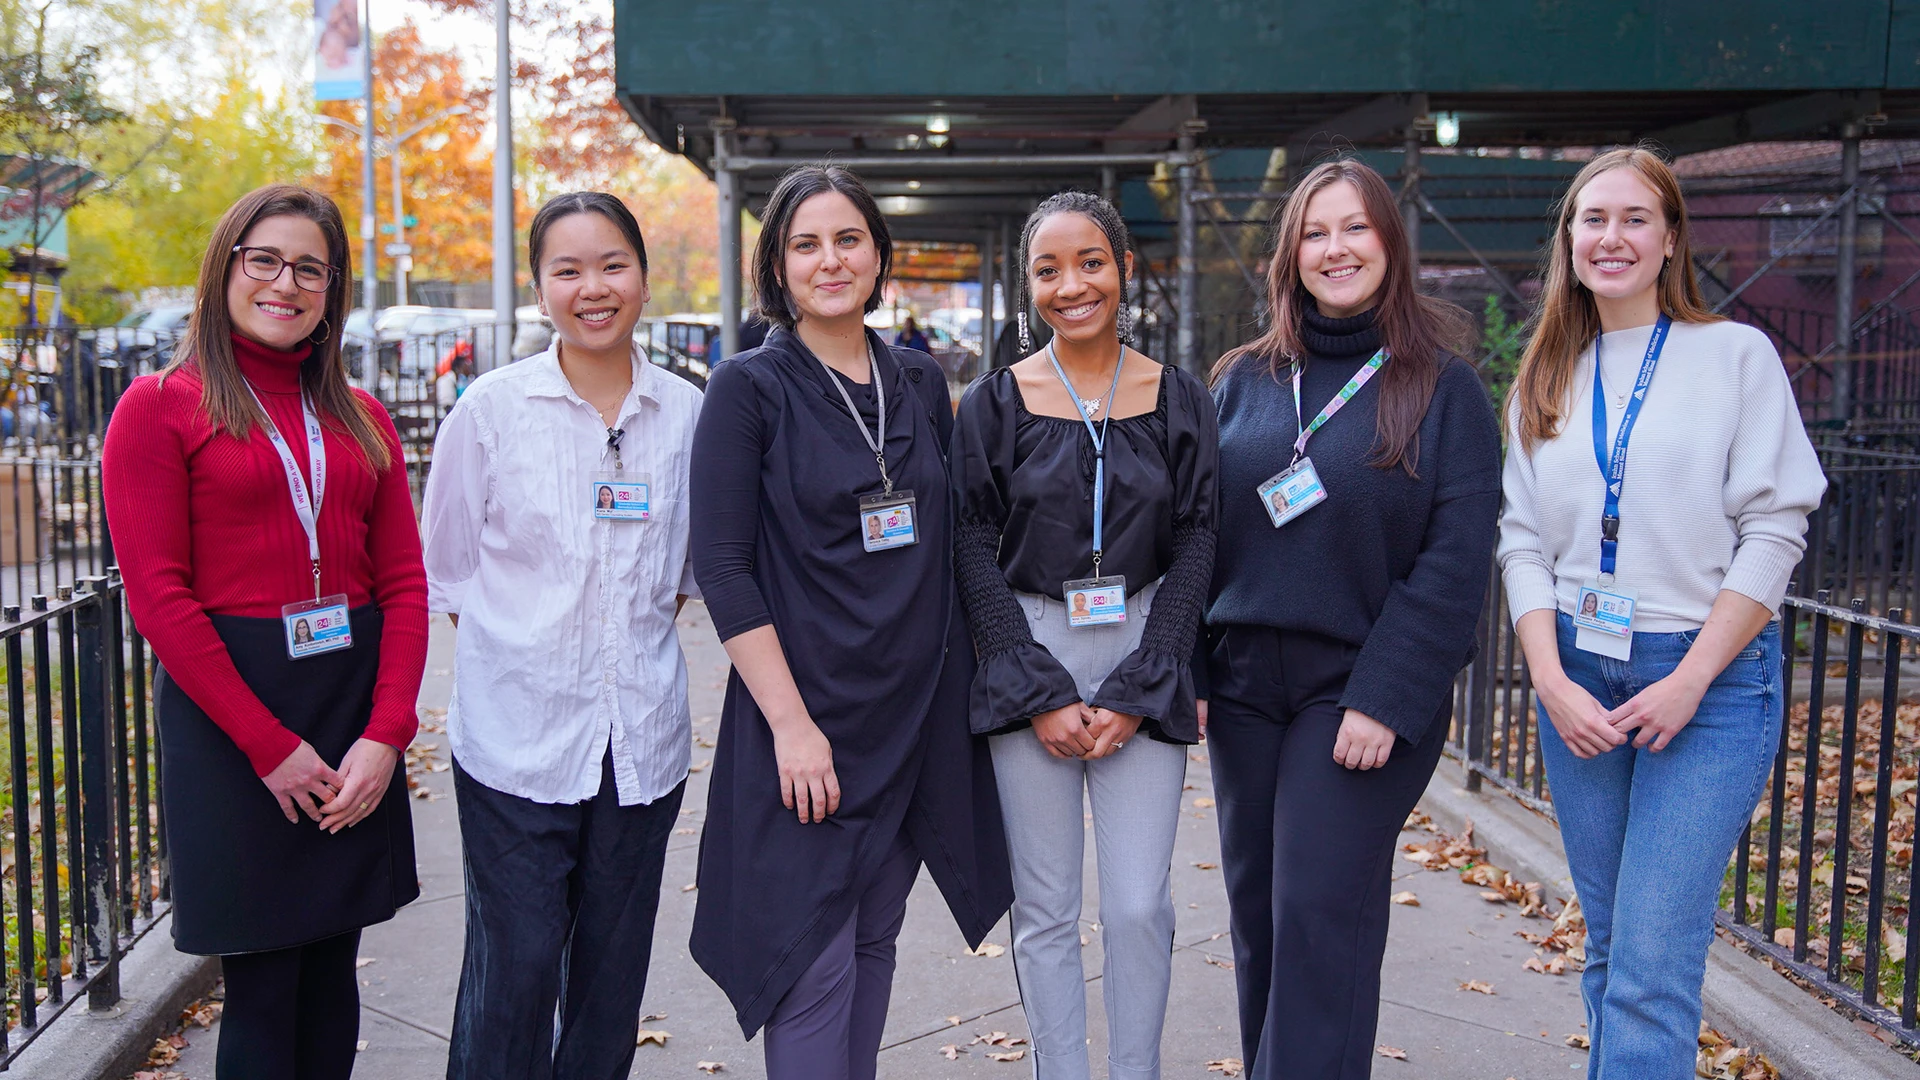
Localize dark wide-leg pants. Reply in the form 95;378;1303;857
1206;626;1448;1080
446;751;684;1080
216;929;362;1080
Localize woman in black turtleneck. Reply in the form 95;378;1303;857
1201;160;1501;1079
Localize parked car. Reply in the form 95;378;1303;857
101;305;192;373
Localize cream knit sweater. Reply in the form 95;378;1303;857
1498;319;1827;632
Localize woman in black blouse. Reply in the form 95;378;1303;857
690;164;1012;1080
1202;159;1500;1079
953;192;1218;1080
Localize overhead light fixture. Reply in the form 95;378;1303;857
926;114;950;135
907;180;922;190
1434;112;1461;148
928;134;949;148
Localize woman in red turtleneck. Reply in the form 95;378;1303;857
102;185;426;1080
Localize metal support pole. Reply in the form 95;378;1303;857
978;229;995;369
391;147;408;306
714;119;741;364
77;580;118;1011
1000;217;1014;354
1176;122;1202;376
1403;124;1422;276
488;0;513;372
1834;125;1862;424
1100;166;1118;208
360;0;377;322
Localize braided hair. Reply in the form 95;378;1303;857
1014;191;1135;353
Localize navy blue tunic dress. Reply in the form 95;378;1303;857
689;327;1013;1037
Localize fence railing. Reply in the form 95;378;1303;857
0;574;165;1066
1450;575;1920;1046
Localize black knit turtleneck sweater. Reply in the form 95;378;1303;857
1202;305;1503;743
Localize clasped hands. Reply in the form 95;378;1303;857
1538;670;1709;758
260;738;398;833
1032;702;1143;760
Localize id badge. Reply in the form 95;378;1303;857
1064;575;1128;628
859;490;918;551
283;595;352;660
1257;457;1328;528
591;474;650;521
1572;579;1636;660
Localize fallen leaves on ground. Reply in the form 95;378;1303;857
967;942;1005;958
1697;1023;1780;1079
970;1031;1026;1047
1204;954;1235;970
1458;980;1496;995
986;1050;1027;1062
1390;890;1420;906
180;1000;221;1028
696;1062;725;1074
143;1034;186;1066
1193;797;1215;809
1523;952;1568;975
940;1043;966;1059
635;1029;671;1047
1193;861;1220;870
1375;1044;1408;1060
1205;1058;1244;1076
1565;1033;1589;1049
354;956;377;969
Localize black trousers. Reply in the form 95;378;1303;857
217;929;362;1080
1206;625;1448;1080
446;752;685;1080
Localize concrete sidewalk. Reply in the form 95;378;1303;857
151;604;1592;1079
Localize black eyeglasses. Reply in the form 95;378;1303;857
231;246;338;293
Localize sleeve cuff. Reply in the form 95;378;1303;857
428;577;469;616
1501;560;1561;627
242;724;303;779
677;557;702;601
363;701;420;753
970;642;1081;736
1721;536;1805;611
1090;646;1199;743
1338;681;1443;747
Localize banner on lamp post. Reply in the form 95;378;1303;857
314;0;366;101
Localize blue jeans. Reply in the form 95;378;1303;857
1538;612;1782;1080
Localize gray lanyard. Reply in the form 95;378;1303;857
820;344;893;494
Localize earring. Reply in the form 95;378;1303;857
1018;310;1032;354
309;317;331;344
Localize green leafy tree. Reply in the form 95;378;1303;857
1477;293;1526;412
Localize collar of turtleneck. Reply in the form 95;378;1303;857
230;332;311;395
1299;304;1383;360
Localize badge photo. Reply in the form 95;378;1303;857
591;476;651;521
283;596;353;660
860;490;919;551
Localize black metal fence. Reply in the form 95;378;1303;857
0;574;165;1065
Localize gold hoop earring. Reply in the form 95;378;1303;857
309;316;331;344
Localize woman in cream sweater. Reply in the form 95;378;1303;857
1497;147;1825;1079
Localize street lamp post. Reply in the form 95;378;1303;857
315;102;471;310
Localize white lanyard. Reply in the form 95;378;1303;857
244;382;327;600
821;344;894;493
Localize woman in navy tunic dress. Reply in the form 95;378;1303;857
689;164;1012;1080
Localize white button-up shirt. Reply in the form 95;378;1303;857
421;346;701;806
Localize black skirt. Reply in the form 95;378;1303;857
156;606;418;956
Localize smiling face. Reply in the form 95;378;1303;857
1295;180;1388;320
535;210;650;355
1028;211;1131;346
226;214;331;351
781;191;880;325
1569;167;1676;307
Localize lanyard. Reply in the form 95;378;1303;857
1290;349;1387;465
605;426;626;473
820;344;893;494
1046;340;1126;575
243;382;327;600
1590;314;1671;583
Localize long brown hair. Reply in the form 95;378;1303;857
1509;146;1722;453
1213;159;1470;476
166;184;391;472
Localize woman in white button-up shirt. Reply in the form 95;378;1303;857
420;192;702;1079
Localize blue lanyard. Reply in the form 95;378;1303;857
1590;314;1671;583
1046;340;1126;575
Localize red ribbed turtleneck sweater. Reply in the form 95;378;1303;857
102;333;427;775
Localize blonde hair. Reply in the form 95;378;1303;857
1509;146;1722;453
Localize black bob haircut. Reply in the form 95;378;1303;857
527;192;650;286
752;164;893;329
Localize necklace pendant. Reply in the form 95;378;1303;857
1081;397;1102;417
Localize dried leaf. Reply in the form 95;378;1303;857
355;1039;369;1051
986;1050;1027;1062
940;1044;966;1059
967;942;1006;958
1459;980;1496;995
1193;861;1220;870
636;1029;671;1047
1376;1045;1408;1060
355;956;377;968
1193;797;1215;808
1565;1033;1590;1049
696;1063;726;1074
1390;891;1420;907
642;1012;668;1022
1204;954;1235;971
1205;1059;1244;1077
681;883;697;892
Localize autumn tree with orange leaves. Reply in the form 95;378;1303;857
313;18;528;286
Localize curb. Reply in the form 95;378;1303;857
1417;756;1916;1080
8;912;219;1080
